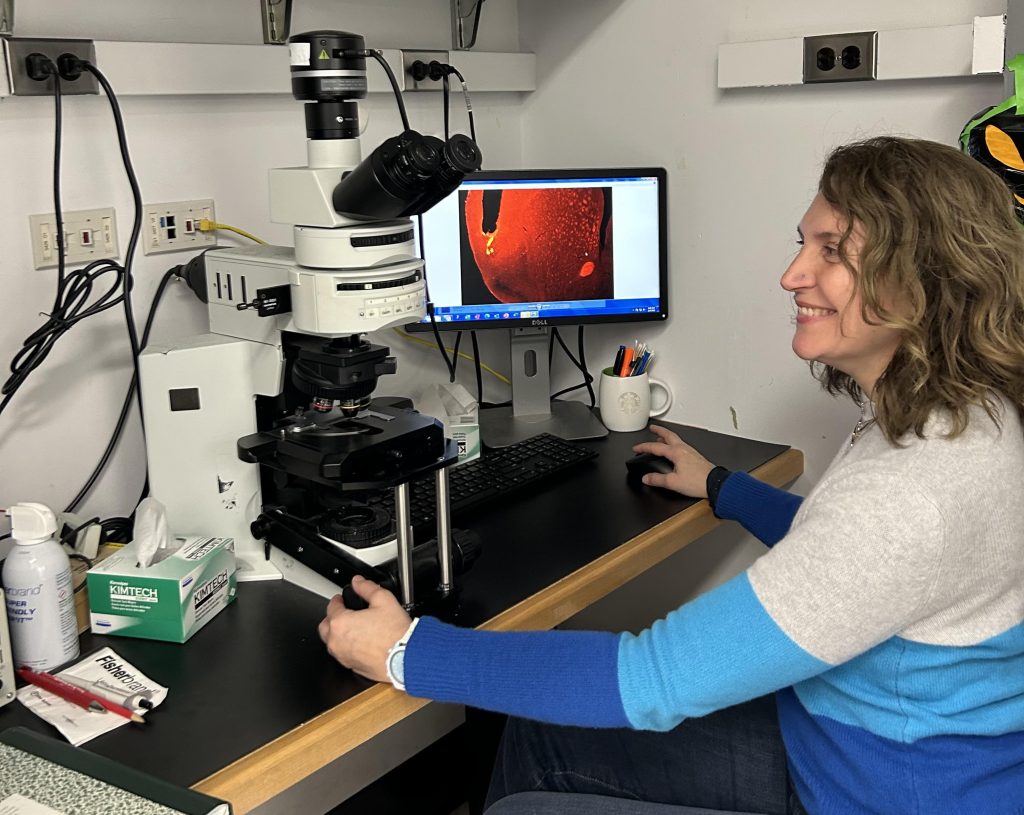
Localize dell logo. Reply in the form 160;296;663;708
531;319;548;326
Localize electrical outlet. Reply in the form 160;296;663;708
28;207;118;270
6;38;99;96
803;31;877;83
142;199;217;255
403;50;447;90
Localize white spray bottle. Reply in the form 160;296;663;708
2;503;80;670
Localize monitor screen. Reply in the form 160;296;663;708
408;167;668;331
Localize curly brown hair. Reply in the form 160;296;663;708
815;136;1024;443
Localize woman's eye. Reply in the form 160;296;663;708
823;245;839;258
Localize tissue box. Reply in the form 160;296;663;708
86;537;236;643
449;414;481;465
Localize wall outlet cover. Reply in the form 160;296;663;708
803;31;878;83
28;208;118;270
142;199;217;255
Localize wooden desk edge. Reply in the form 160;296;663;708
195;448;804;812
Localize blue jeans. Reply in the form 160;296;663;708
485;694;808;815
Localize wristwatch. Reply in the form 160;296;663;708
385;617;421;692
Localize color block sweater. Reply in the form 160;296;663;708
406;399;1024;814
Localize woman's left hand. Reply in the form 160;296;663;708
318;575;412;683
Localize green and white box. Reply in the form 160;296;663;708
87;537;237;643
451;417;481;465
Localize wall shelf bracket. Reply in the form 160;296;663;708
450;0;482;51
1;0;13;38
260;0;291;46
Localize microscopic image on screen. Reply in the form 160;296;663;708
459;186;614;304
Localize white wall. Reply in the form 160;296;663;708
514;0;1008;628
0;0;525;532
0;0;1009;589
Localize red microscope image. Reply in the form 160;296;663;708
461;186;614;303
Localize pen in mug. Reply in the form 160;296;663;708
610;341;626;374
618;346;635;377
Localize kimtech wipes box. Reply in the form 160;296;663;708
86;537;236;643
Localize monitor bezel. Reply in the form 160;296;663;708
407;166;669;333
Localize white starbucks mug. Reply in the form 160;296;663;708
598;367;673;432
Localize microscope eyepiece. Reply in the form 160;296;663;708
331;131;443;220
398;133;483;215
444;133;483;172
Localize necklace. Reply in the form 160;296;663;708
850;412;876;447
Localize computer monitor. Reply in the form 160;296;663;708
409;167;668;447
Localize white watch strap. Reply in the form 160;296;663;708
385;617;421;690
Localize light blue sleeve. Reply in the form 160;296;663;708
618;571;831;731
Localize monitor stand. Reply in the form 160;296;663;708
480;327;609;448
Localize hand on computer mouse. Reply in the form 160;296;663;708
631;424;715;497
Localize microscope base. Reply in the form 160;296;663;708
234;554;283;582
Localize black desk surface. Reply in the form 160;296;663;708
0;422;790;790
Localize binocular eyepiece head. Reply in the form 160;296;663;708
332;130;483;221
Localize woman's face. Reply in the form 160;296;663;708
780;193;903;395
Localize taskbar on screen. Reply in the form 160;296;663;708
424;299;660;324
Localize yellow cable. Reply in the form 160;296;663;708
198;219;268;245
392;328;511;386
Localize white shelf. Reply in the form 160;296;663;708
718;15;1005;88
1;40;535;97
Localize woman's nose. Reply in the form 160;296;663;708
781;251;811;291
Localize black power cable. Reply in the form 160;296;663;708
0;59;127;417
413;59;482;376
79;60;145;417
35;53;147;514
442;72;451;140
470;330;484;405
0;52;175;518
65;266;181;513
446;66;478;144
550;326;597;408
362;49;411;131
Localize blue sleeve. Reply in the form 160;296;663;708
716;471;803;547
618;572;828;730
405;617;631;728
405;573;831;731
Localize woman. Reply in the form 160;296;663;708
319;137;1024;814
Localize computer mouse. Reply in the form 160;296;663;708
625;452;675;479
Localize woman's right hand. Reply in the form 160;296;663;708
631;425;715;497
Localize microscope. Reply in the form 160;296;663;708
138;31;483;611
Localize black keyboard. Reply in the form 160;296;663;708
368;433;598;538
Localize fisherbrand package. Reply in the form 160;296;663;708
86;537;236;643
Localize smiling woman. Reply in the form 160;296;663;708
320;138;1024;815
